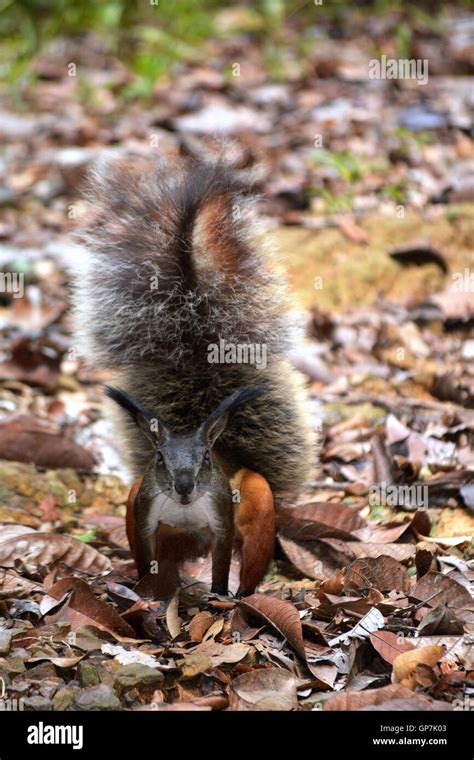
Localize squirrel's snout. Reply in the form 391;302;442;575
174;474;195;502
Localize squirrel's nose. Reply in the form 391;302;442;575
174;474;194;497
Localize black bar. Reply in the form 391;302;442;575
0;709;470;758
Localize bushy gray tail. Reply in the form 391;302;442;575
74;156;292;369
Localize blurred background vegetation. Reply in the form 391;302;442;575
1;0;471;96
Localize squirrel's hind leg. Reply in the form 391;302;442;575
210;495;234;596
232;469;275;596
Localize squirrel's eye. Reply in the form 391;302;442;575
156;451;163;462
204;450;210;461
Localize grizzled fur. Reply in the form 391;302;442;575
73;156;313;496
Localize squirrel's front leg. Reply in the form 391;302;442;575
127;478;180;597
133;488;158;580
210;495;234;595
126;474;159;579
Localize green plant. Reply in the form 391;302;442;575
383;183;408;204
0;0;220;90
394;20;412;60
311;187;354;214
312;149;364;183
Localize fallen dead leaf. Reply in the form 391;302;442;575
228;668;298;711
165;592;182;639
412;571;471;610
369;630;416;664
239;593;306;659
344;555;411;594
278;501;368;541
392;644;445;689
325;684;429;711
320;538;415;563
0;416;96;470
45;577;136;639
188;611;214;642
278;535;339;581
0;532;111;574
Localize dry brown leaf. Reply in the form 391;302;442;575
345;555;411;594
202;617;224;642
369;510;431;543
412;571;472;610
28;653;84;668
319;590;387;617
307;662;338;689
0;525;37;542
320;538;415;563
319;568;345;596
278;535;341;581
178;654;213;678
189;611;215;642
359;696;453;711
324;684;426;711
230;606;264;641
0;532;111;574
278;501;368;541
370;630;416;664
0;568;44;599
0;416;96;470
417;604;465;635
392;645;445;690
415;546;436;579
135;702;211;711
228;668;298;711
337;217;368;244
107;524;130;550
239;593;306;659
188;641;249;667
165;591;182;639
371;431;395;486
46;577;136;639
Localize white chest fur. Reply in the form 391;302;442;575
147;492;219;534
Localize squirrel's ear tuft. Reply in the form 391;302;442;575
201;386;265;446
104;386;165;445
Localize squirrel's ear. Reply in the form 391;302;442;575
201;386;265;446
104;386;165;446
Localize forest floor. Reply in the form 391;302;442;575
0;6;473;711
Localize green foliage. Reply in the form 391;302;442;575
394;20;412;60
383;183;408;204
311;187;355;214
260;0;285;32
312;149;365;184
392;126;433;148
75;528;97;542
0;0;220;92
